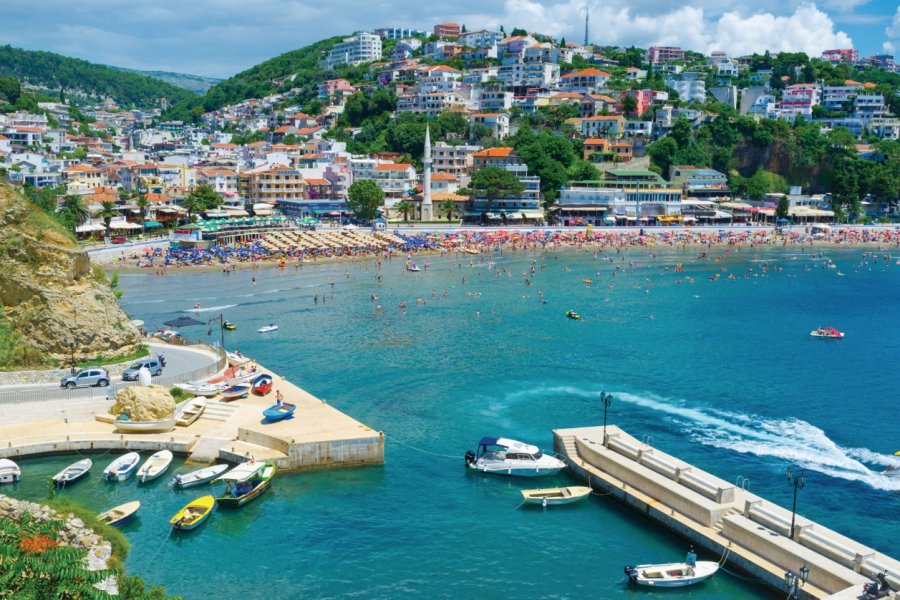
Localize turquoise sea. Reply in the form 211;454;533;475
8;244;900;599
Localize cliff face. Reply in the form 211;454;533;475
733;141;833;193
0;183;141;365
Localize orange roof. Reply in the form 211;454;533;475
16;126;45;133
844;80;863;86
200;169;236;176
292;112;311;119
425;65;461;73
583;115;622;121
274;125;293;133
304;178;331;185
584;138;609;145
626;67;643;71
146;193;173;204
473;147;514;158
863;82;876;89
65;164;100;173
431;172;458;181
561;68;611;79
374;163;413;171
210;143;237;148
551;92;584;99
296;127;323;135
471;113;503;118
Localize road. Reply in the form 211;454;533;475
0;342;219;405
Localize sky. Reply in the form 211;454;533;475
3;0;899;79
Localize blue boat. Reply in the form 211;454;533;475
263;402;296;422
221;384;250;401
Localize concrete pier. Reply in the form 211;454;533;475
0;367;383;472
554;425;900;600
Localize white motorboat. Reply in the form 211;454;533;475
257;324;278;333
226;351;250;366
625;561;719;587
138;450;173;483
465;437;565;477
114;418;176;433
520;485;592;506
0;458;21;484
883;465;900;478
170;464;229;488
174;381;227;397
175;398;206;427
52;458;92;486
103;452;141;482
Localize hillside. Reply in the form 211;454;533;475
0;183;141;368
113;67;222;94
164;36;344;120
0;45;196;109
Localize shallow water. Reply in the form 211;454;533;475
8;245;900;599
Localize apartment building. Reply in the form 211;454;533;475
323;32;382;69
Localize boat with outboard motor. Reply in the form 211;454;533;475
174;381;228;397
257;324;278;333
98;501;140;526
0;459;21;484
170;464;229;489
214;460;276;507
103;452;141;482
624;561;719;587
169;495;216;531
566;310;582;320
137;450;173;483
465;437;565;477
810;326;844;338
52;458;92;486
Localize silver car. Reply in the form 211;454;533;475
121;359;163;381
60;368;110;389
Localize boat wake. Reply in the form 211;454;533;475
528;385;900;491
182;304;238;313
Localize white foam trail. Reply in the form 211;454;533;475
182;304;238;313
517;385;900;491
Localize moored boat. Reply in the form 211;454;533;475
174;381;228;397
221;384;251;401
263;402;296;422
465;437;565;477
0;459;21;484
170;464;229;489
520;485;592;506
169;495;216;531
138;450;173;483
52;458;92;486
624;561;719;587
226;351;249;366
175;398;206;427
114;418;176;433
215;461;276;507
252;374;273;396
223;321;237;331
98;501;140;526
103;452;141;482
810;326;844;338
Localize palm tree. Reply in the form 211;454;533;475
60;195;89;230
437;199;460;223
180;191;205;224
135;193;150;232
394;200;413;223
95;200;119;238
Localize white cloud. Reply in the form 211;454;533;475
884;41;896;54
710;4;853;55
887;5;900;37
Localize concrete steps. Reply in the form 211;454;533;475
200;401;239;422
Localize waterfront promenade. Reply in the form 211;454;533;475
555;425;900;599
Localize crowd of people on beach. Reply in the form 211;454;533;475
105;226;900;271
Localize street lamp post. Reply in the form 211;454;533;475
784;565;810;598
207;313;225;351
600;391;613;444
786;467;807;539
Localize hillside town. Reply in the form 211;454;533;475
1;21;899;246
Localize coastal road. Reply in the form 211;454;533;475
0;342;220;407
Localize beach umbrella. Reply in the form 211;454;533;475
163;316;204;328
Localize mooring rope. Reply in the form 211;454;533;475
382;433;459;459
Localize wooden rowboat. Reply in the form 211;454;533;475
170;464;229;489
52;458;92;486
169;495;216;531
138;450;173;483
226;351;249;366
175;398;206;427
251;374;273;396
98;500;140;526
520;485;592;506
103;452;140;482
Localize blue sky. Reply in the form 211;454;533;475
3;0;899;78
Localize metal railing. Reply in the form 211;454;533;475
0;342;226;405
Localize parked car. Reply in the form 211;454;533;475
111;236;127;244
60;368;110;389
121;359;163;381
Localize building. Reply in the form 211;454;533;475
580;115;626;138
468;113;510;139
479;88;514;112
559;68;611;93
323;32;382;69
63;163;106;193
583;138;632;163
196;168;239;197
246;165;305;205
457;29;503;49
371;163;418;205
434;22;461;38
649;46;684;64
558;170;683;224
318;79;355;99
496;62;559;88
374;27;426;39
820;84;863;111
432;142;481;185
667;79;706;104
779;84;819;119
821;49;859;64
669;165;729;198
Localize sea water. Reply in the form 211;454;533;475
8;245;900;599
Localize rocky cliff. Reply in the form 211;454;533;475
0;182;141;366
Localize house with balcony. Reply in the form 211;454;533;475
458;29;503;49
197;168;239;197
559;170;683;224
778;84;819;119
468;113;510;139
247;164;305;205
559;68;611;93
434;22;461;38
479;88;514;112
370;163;418;205
496;35;537;62
63;163;107;193
466;160;542;223
432;142;481;185
580;115;626;138
625;67;647;81
322;32;382;69
580;94;618;118
497;62;559;89
670;165;729;198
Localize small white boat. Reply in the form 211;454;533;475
406;263;421;272
114;418;176;433
520;485;592;506
625;561;719;587
883;465;900;478
103;452;141;482
465;437;565;477
98;500;140;526
175;398;206;427
220;384;250;401
52;458;92;486
257;324;278;333
138;450;173;483
170;464;229;488
810;326;844;338
0;458;21;484
226;351;250;366
174;381;227;397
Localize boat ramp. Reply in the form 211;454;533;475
553;425;900;599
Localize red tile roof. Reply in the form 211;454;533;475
561;68;612;79
473;147;514;157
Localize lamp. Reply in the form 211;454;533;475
600;391;613;444
786;466;807;539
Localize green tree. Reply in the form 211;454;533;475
394;200;413;222
647;137;678;178
96;200;119;237
347;179;384;222
622;94;638;116
135;193;150;231
671;117;693;148
568;160;600;182
181;183;223;222
60;195;89;229
776;195;790;220
438;199;461;222
471;166;525;214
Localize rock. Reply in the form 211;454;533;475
0;182;141;365
112;385;176;421
69;517;84;529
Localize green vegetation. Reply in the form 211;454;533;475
471;166;525;213
0;306;50;369
347;180;384;221
329;110;468;161
181;183;223;222
75;344;149;369
0;45;195;109
113;67;222;94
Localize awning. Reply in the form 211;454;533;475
143;220;163;228
682;216;697;222
75;223;105;233
520;210;545;220
110;221;142;230
223;209;249;217
719;201;753;210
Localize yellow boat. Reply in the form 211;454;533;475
169;495;216;531
581;278;593;284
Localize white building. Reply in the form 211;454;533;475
458;30;503;48
667;79;706;104
497;63;559;88
323;33;382;69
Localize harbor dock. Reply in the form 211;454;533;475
0;368;383;471
554;425;900;600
